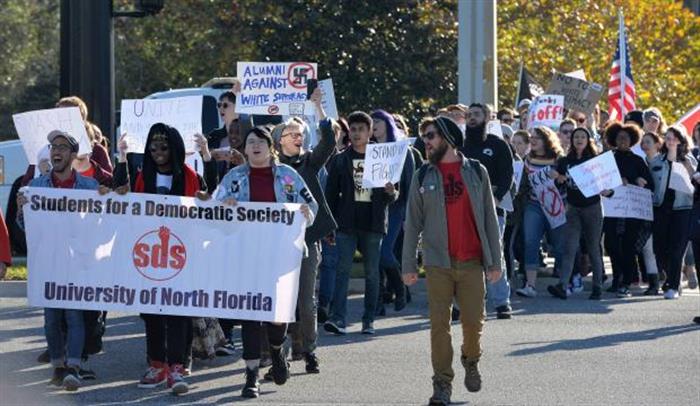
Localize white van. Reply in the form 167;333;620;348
0;140;29;214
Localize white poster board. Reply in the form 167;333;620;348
120;96;203;153
236;62;317;116
318;78;339;120
361;140;410;188
12;107;92;164
568;151;623;197
528;167;566;229
602;185;653;221
486;120;504;138
669;162;694;195
528;95;565;130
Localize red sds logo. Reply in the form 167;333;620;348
132;226;187;281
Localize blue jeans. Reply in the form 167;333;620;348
485;216;511;308
44;308;85;368
523;202;565;271
380;204;405;270
318;238;339;310
329;230;383;326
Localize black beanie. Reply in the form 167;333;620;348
623;110;644;130
435;116;464;148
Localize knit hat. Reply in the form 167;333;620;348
435;116;464;148
623;110;644;129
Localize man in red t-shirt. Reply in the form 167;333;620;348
402;117;502;406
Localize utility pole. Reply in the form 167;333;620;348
457;0;497;109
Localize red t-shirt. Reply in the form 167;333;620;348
438;161;482;261
249;167;276;202
80;164;95;179
51;171;76;189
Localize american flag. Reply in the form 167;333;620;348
607;11;636;121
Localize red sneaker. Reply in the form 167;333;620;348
168;363;189;395
137;361;168;388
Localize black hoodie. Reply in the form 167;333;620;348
460;124;514;202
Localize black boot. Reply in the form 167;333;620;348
644;274;660;296
386;267;406;311
241;367;259;398
269;347;290;385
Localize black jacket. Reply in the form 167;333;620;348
279;118;338;243
460;132;514;201
325;146;398;235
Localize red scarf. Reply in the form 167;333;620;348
134;164;200;197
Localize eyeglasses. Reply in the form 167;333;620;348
49;144;72;153
421;131;438;141
281;132;303;139
149;144;169;153
217;102;231;109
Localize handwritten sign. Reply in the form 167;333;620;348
568;151;622;197
361;140;410;188
528;168;566;229
236;62;317;116
120;96;202;153
546;72;603;115
669;162;694;195
318;79;339;120
602;185;653;221
13;107;92;164
528;95;564;130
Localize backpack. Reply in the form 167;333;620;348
416;159;482;187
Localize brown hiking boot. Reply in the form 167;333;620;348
461;356;482;392
428;379;452;405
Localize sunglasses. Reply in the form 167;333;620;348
149;144;169;153
217;102;231;109
421;130;438;141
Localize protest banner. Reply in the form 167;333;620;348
487;120;504;138
546;72;603;115
567;151;623;197
528;95;564;130
602;185;653;221
675;102;700;135
12;107;92;164
120;96;203;153
23;187;306;323
318;78;339;120
669;162;694;194
361;139;410;188
236;62;317;116
528;168;566;229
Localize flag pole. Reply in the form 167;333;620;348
514;60;524;110
618;9;626;116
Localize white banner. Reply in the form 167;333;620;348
236;62;317;116
669;162;694;195
24;188;306;322
528;94;565;130
361;140;410;188
602;185;653;221
13;107;92;164
120;96;203;153
318;78;339;120
568;151;623;197
528;168;566;229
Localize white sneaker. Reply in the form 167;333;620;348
572;274;584;293
516;284;538;298
664;289;679;300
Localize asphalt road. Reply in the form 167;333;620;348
1;276;699;406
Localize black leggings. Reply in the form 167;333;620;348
142;314;192;365
604;218;641;287
654;208;692;290
241;321;287;360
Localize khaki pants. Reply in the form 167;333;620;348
426;259;485;384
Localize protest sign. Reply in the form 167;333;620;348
487;120;504;138
12;107;92;164
602;185;653;221
24;187;306;323
528;95;564;130
513;161;524;193
499;191;514;212
675;102;700;135
236;62;317;116
528;167;566;229
546;72;603;115
565;69;587;81
120;96;202;153
185;153;204;176
567;151;623;197
361;139;410;188
669;162;694;194
318;78;339;120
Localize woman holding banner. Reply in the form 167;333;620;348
546;127;605;300
215;125;317;398
514;126;565;298
640;132;663;294
602;122;653;298
649;125;696;299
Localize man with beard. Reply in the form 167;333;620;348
402;117;502;406
460;103;514;320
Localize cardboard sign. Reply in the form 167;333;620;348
12;107;92;164
528;95;565;130
120;96;203;153
669;162;694;194
546;72;603;115
602;185;653;221
318;78;339;120
568;151;623;197
236;62;317;116
361;140;410;188
528;167;566;229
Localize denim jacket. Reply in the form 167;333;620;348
214;162;318;226
648;153;696;210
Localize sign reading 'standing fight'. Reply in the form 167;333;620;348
236;62;318;116
23;188;306;323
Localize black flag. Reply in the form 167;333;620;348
514;63;544;109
